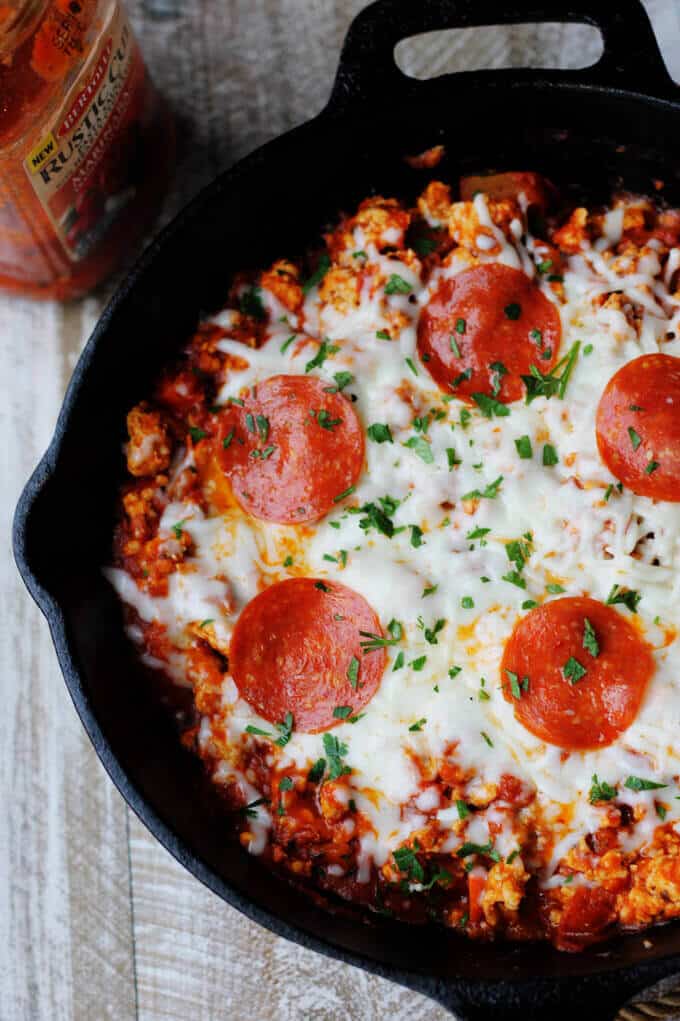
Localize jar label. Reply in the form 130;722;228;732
23;7;146;262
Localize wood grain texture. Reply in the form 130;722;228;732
2;2;680;1020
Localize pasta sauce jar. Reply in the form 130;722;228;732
0;0;173;299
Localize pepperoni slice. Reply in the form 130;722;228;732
596;353;680;502
229;578;387;733
417;264;561;403
500;597;654;751
217;375;364;524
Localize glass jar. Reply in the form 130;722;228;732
0;0;174;299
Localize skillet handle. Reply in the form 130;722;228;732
327;0;677;114
405;963;680;1021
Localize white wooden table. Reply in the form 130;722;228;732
3;3;680;1019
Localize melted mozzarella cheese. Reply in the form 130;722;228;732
108;194;680;882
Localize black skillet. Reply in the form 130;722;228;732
13;1;680;1017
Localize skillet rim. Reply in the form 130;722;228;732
13;28;680;1019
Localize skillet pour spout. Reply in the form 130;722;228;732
13;0;680;1017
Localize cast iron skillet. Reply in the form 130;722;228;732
13;1;680;1017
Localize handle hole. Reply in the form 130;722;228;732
395;23;603;80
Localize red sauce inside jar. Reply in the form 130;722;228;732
0;0;173;299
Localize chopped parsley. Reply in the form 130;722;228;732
388;619;403;641
542;443;559;467
198;618;214;629
422;618;446;644
628;426;642;450
546;583;565;594
405;356;419;376
333;705;353;720
583;618;599;657
241;797;268;818
322;732;351;779
506;536;532;572
245;725;271;738
314;409;341;431
451;368;472;389
522;341;580;403
393;844;424;884
305;338;340;373
624;776;667;792
502;570;525;590
315;581;330;592
589;775;617;803
563;656;587;684
367;422;393;444
250;443;275;460
462;475;503;501
409;718;427;732
189;426;207;443
274;712;294;747
171;519;189;540
410;524;424;548
283;555;293;567
307;759;326;783
392;651;405;671
279;777;294;792
645;460;660;475
446;448;461;470
505;669;526;700
325;370;354;392
384;273;412;295
456;799;470;820
280;333;296;354
467;526;491;541
222;428;235;449
347;656;360;689
333;484;356;503
472;392;510;419
461;596;474;609
376;329;391;340
515;435;533;459
410;655;427;671
457;841;500;863
360;630;400;652
302;253;331;293
450;335;462;357
504;302;521;320
404;435;434;464
606;584;641;614
357;500;395;538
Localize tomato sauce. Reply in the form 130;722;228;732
0;0;173;299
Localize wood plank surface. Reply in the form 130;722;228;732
2;3;679;1019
